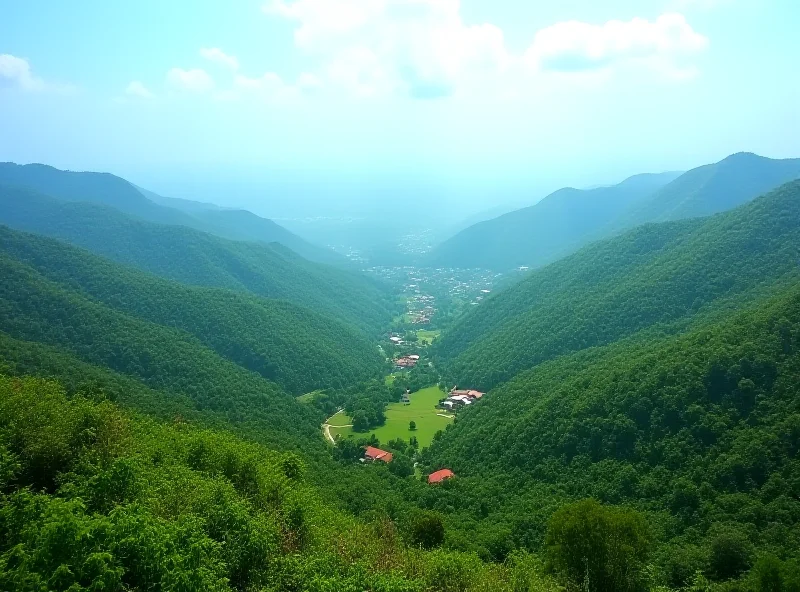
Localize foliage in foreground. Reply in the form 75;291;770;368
0;374;563;591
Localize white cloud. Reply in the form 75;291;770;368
296;72;323;92
200;47;240;70
265;0;510;99
264;2;708;99
525;13;708;74
125;80;155;99
0;54;45;91
166;68;215;93
234;72;286;93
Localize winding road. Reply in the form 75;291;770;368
322;409;352;444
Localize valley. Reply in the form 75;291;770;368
1;156;800;591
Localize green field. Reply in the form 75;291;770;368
416;329;441;345
326;410;353;427
296;390;321;403
329;385;452;448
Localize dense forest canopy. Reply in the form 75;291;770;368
434;180;800;391
0;184;397;335
0;225;388;395
423;278;800;589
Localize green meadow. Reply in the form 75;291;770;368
329;385;452;448
416;329;441;345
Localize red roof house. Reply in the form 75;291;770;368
364;446;393;463
428;469;455;484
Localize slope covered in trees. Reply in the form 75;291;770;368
428;171;680;271
434;180;800;390
0;249;326;446
423;279;800;589
0;162;346;266
0;185;396;335
0;374;561;591
428;153;800;272
0;226;387;394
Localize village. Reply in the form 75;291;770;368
352;384;486;484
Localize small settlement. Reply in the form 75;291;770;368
362;446;456;486
439;386;486;413
394;354;420;369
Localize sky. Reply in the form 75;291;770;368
1;0;799;218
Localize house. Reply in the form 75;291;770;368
401;390;411;405
389;336;404;344
408;355;420;361
450;387;485;400
395;356;418;369
428;469;455;484
363;446;393;463
449;395;472;408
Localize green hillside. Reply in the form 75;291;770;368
136;183;348;266
0;185;396;335
0;374;560;591
427;171;679;271
0;250;324;446
616;152;800;228
0;226;387;394
0;162;346;266
424;279;800;588
434;180;800;391
428;153;800;273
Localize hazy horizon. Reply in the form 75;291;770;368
2;0;799;221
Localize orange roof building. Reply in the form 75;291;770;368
364;446;393;463
428;469;455;484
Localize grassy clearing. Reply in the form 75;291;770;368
326;410;353;427
296;390;321;403
416;329;441;345
385;374;396;387
329;386;452;448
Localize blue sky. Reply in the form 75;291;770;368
1;0;798;215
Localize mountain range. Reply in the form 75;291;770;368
429;153;800;271
0;183;395;335
0;162;346;266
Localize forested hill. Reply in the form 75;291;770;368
427;171;680;271
424;278;800;588
0;162;346;266
0;251;324;445
136;183;348;266
615;152;800;229
434;180;800;391
0;185;396;335
0;225;387;394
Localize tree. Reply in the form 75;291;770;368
408;511;445;550
389;455;414;478
409;421;417;431
352;412;369;432
708;526;753;581
545;499;650;592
